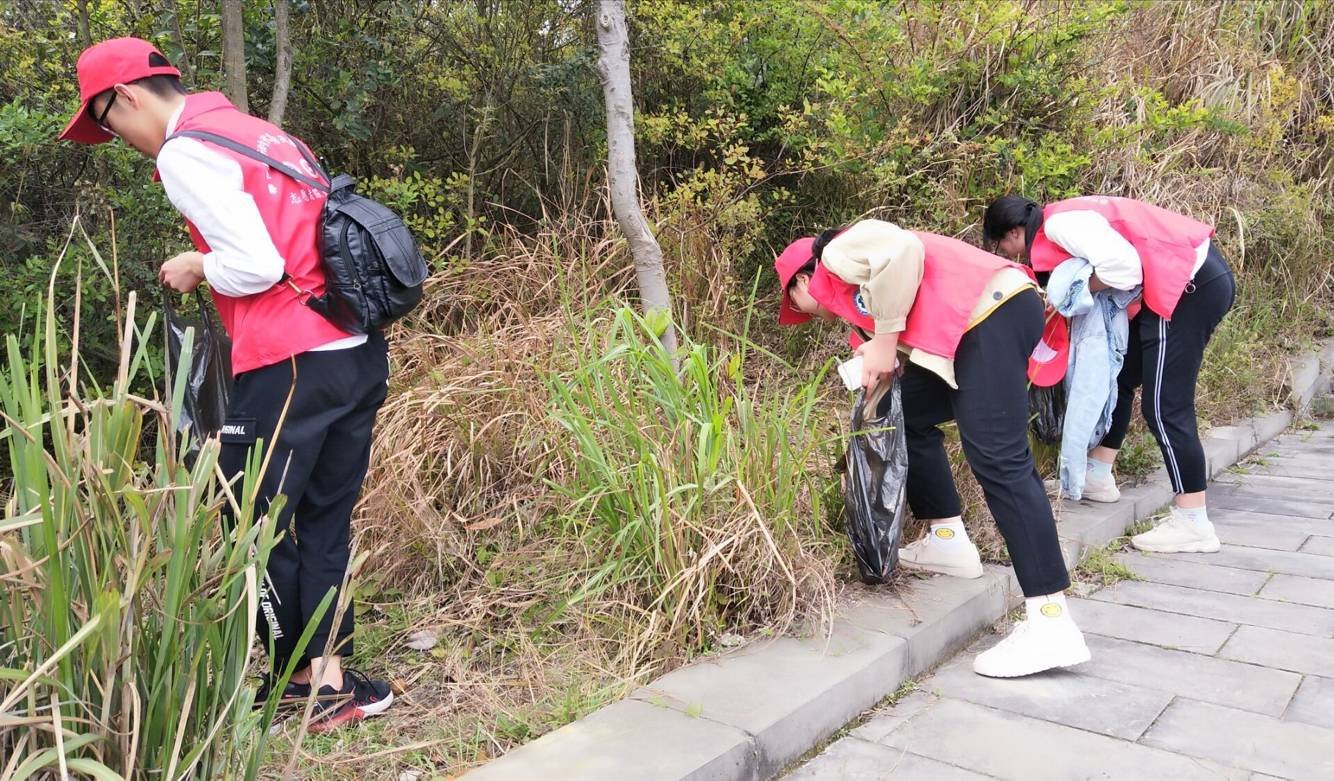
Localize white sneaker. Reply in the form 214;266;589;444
1044;474;1120;503
1081;471;1121;503
1131;510;1221;553
973;611;1091;678
898;531;984;579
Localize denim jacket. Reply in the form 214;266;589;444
1047;258;1141;500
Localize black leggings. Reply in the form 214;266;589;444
900;289;1070;598
1099;246;1236;494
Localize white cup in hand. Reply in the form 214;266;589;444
837;356;864;391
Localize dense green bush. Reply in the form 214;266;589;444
4;2;1331;330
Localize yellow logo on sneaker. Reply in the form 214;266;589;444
934;528;956;540
1040;603;1063;618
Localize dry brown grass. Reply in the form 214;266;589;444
273;213;848;777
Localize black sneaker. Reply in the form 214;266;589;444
306;669;395;732
253;677;312;710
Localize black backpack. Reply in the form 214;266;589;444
166;129;429;335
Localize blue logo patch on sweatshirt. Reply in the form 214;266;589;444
853;291;870;317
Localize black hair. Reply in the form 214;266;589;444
136;73;187;97
785;257;817;292
983;194;1043;252
811;226;844;261
138;54;187;96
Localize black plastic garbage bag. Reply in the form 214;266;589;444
842;378;908;585
1028;382;1066;446
163;292;233;444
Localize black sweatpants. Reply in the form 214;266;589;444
219;332;389;673
1099;246;1235;494
900;289;1070;598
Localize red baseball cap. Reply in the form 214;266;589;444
1027;310;1070;387
58;37;181;144
775;237;817;325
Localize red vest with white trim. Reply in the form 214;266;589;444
808;232;1028;359
1029;196;1214;319
163;92;350;375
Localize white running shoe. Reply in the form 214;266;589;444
973;610;1091;678
1081;471;1121;503
1131;509;1221;553
1044;474;1120;503
898;530;984;579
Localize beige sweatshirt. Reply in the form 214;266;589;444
821;220;1034;388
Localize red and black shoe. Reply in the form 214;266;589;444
305;669;395;733
253;677;311;711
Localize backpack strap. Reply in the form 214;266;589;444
167;129;331;193
167;130;333;303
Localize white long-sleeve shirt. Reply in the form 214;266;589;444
156;104;364;351
1041;210;1209;291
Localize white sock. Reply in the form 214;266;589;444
1086;458;1113;480
929;517;969;545
1025;592;1069;622
1175;505;1209;525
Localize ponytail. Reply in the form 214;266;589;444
811;226;845;261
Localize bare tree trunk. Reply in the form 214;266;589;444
164;0;194;82
463;99;493;258
221;0;248;112
75;0;91;48
595;0;677;353
267;0;292;125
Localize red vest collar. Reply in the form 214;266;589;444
174;91;237;126
153;92;237;182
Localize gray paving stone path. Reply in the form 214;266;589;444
789;423;1334;781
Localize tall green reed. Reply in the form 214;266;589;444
0;233;304;778
548;306;841;649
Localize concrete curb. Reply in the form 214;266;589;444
464;340;1333;781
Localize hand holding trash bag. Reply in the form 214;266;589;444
159;250;207;293
842;377;909;584
853;333;900;390
163;291;233;445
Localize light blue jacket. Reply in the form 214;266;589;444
1047;259;1141;500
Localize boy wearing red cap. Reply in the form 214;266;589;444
61;37;393;731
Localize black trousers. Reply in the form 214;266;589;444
219;332;389;673
900;289;1070;598
1099;246;1235;494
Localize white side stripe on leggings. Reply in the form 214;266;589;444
1154;317;1183;491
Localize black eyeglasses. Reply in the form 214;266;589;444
94;91;118;134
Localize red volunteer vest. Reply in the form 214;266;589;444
162;92;350;375
808;232;1028;359
1029;196;1214;319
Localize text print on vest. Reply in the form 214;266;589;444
255;132;324;205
